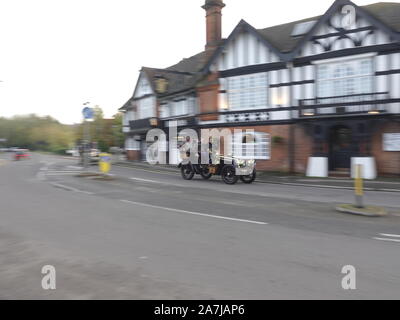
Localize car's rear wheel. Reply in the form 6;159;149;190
221;165;239;185
240;170;257;184
199;166;212;180
181;165;195;180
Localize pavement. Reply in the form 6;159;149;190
0;152;400;299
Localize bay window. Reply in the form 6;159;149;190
317;59;374;99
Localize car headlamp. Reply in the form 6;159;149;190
236;159;246;168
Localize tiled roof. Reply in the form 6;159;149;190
123;1;400;105
141;50;216;97
363;2;400;32
256;2;400;53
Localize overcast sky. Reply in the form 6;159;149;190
0;0;385;124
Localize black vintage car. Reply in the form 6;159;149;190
178;151;257;185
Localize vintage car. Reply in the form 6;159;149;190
178;152;257;185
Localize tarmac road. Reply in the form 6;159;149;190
0;152;399;299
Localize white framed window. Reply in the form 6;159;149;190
137;77;152;97
123;111;135;127
187;97;197;114
233;132;270;160
161;97;197;118
172;100;187;116
227;73;268;111
138;96;155;119
160;104;169;118
125;137;140;151
317;59;373;98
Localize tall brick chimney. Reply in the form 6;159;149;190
202;0;225;51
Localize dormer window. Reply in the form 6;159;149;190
155;76;169;94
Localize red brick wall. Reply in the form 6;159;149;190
371;121;400;176
197;74;220;121
126;150;140;161
293;124;314;174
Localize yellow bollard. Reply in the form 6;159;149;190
99;153;112;174
354;164;364;208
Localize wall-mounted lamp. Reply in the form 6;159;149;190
219;92;229;111
271;88;289;106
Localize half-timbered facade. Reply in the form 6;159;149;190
120;0;400;177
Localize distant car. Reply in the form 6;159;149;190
14;150;30;161
0;148;9;152
90;149;100;163
66;149;80;157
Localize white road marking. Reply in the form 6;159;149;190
51;182;94;195
130;177;185;187
379;233;400;238
373;237;400;243
120;199;268;225
130;177;162;184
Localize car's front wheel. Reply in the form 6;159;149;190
240;170;257;184
221;165;239;185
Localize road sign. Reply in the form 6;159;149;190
82;107;94;120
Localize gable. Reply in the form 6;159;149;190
214;28;281;71
133;73;154;99
204;20;284;73
293;0;400;58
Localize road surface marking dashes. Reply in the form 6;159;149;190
130;177;186;187
51;183;94;195
373;234;400;243
120;199;268;225
380;233;400;238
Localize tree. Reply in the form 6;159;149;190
0;114;75;153
74;107;125;152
